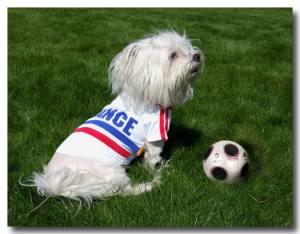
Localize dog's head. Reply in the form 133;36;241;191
109;31;204;108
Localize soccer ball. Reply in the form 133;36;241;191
202;140;250;183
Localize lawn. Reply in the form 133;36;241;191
8;8;293;227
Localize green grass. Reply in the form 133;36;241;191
8;8;293;227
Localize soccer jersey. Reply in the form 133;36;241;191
56;94;171;165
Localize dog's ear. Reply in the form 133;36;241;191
128;45;139;58
108;43;142;95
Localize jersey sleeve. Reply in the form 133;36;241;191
146;107;171;142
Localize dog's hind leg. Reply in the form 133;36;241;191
32;153;133;202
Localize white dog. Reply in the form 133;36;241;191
31;31;204;203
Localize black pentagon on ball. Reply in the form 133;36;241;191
203;146;213;160
224;144;239;157
240;163;249;177
211;167;228;180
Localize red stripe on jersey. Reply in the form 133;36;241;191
159;108;167;141
75;127;131;158
165;108;169;133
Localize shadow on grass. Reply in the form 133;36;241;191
131;124;202;166
162;123;202;160
238;140;261;177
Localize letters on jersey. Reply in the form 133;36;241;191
56;95;171;164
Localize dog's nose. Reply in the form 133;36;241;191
192;53;201;62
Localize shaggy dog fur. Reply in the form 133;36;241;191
28;31;204;203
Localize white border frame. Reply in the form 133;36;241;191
1;1;298;234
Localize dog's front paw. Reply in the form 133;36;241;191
153;159;171;170
159;158;171;168
144;156;171;170
143;155;163;170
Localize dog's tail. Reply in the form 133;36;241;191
31;166;126;203
22;166;161;204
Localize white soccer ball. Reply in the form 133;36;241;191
202;140;250;183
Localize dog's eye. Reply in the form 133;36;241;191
170;52;178;60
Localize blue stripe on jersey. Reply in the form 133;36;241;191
84;119;139;153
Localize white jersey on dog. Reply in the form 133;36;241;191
56;93;171;165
